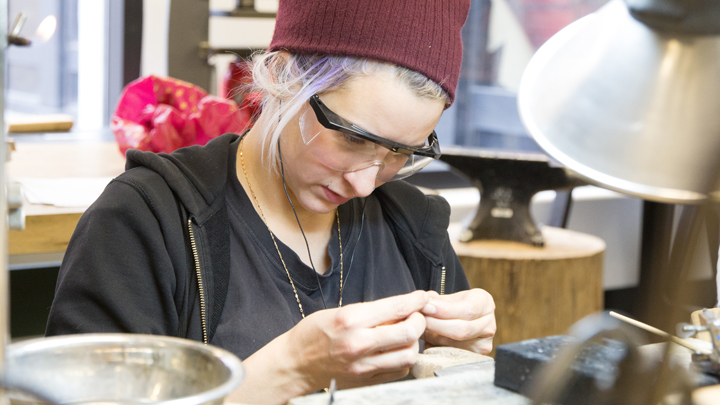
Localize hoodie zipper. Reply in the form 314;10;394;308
187;219;208;344
440;265;446;295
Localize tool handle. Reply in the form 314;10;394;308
609;311;711;354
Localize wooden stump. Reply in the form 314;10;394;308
450;224;606;355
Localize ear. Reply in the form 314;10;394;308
275;50;291;62
265;50;292;83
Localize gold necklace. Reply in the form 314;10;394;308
239;137;344;318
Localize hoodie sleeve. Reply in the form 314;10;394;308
46;176;187;337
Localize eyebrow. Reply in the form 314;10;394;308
345;112;429;149
311;94;440;158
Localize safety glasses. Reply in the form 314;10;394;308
299;94;441;182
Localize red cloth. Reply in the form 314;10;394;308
269;0;470;104
222;60;263;120
111;76;251;154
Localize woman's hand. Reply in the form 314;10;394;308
421;289;496;354
287;290;429;390
231;290;430;404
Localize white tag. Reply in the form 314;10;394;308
491;207;514;218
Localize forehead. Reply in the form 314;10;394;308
317;70;444;146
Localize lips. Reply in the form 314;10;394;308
322;186;351;205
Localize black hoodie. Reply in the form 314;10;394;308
46;133;469;346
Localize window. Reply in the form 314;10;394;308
439;0;609;153
7;0;78;117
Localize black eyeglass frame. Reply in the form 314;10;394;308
308;94;442;159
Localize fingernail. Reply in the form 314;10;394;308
423;303;437;315
423;292;430;302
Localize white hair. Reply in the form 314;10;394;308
245;51;449;174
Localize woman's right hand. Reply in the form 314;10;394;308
286;290;429;391
230;290;429;404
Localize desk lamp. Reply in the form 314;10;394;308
519;0;720;204
518;0;720;401
519;0;720;308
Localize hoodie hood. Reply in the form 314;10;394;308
125;133;241;224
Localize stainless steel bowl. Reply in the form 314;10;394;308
3;334;244;405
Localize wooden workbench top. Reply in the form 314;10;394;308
289;360;529;405
7;142;126;256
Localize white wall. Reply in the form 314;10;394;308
76;0;107;130
141;0;171;78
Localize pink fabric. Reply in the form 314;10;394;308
112;76;251;154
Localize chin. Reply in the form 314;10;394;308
312;200;339;214
298;195;337;215
310;205;337;215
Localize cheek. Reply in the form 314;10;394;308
278;129;343;196
280;128;324;180
282;147;334;188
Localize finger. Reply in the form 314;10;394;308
338;368;410;389
350;340;420;376
338;312;425;357
424;313;496;341
422;289;494;321
368;312;426;352
473;337;494;354
366;368;411;385
423;331;494;355
336;290;429;329
427;288;491;304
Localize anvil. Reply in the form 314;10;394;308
439;146;584;247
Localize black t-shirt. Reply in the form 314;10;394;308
211;138;417;360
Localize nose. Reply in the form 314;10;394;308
343;165;381;198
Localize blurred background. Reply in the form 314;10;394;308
7;0;609;145
7;0;715;342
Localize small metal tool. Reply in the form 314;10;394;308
9;13;31;47
609;311;711;354
684;310;720;364
327;378;336;405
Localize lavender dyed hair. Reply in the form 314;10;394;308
248;51;449;175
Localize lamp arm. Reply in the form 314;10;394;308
626;0;720;34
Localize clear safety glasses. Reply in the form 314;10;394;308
298;94;441;182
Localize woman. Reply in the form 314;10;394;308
47;0;496;403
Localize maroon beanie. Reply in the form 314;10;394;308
268;0;471;104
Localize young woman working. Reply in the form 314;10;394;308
47;1;496;403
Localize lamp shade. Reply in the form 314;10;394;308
518;0;720;203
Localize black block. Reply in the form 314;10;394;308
494;335;627;404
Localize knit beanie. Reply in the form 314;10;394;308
269;0;471;105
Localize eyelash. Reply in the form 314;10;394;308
343;134;366;145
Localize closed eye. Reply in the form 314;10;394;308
343;133;367;145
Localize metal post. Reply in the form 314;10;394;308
454;0;491;146
0;0;9;381
168;0;211;91
636;201;675;329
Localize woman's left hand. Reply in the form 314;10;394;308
420;289;496;354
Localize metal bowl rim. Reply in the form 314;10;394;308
6;333;245;404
